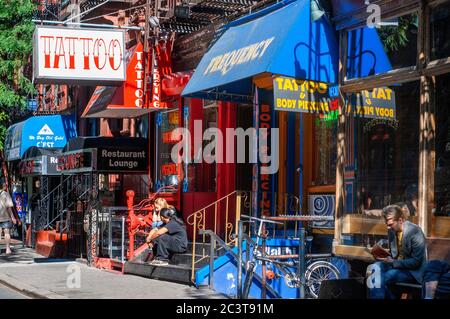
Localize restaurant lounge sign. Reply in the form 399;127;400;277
33;26;126;85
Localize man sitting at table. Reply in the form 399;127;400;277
367;204;427;299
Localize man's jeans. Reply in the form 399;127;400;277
423;260;450;299
367;261;418;299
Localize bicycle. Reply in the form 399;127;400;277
256;255;341;298
240;214;340;299
241;214;283;299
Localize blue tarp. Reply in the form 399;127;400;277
4;115;77;161
182;0;339;102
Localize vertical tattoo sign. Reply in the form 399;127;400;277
252;87;260;218
259;104;272;217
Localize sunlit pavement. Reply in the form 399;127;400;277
0;283;29;299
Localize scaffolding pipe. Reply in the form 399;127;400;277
32;19;142;30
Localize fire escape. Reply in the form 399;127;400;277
33;1;74;115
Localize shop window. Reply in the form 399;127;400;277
346;13;418;79
136;116;149;138
86;118;98;137
341;81;420;248
155;108;182;191
98;174;121;207
186;102;217;193
431;2;450;61
312;114;337;186
433;74;450;238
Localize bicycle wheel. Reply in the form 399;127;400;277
305;260;340;299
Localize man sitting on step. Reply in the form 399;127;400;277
145;207;188;266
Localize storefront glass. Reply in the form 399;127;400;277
433;74;450;238
156;108;182;190
99;174;120;206
313;114;337;186
346;12;418;79
186;102;217;192
341;81;420;247
431;1;450;61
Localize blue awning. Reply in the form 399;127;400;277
182;0;339;102
4;115;77;161
347;26;393;79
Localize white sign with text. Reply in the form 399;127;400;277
33;26;126;84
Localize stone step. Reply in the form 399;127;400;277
124;260;195;285
170;252;209;267
125;241;230;285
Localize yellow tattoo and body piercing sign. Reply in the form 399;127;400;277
273;76;334;114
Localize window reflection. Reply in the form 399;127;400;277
431;2;450;61
341;81;420;247
434;74;450;218
347;13;418;79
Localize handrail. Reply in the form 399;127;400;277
132;185;177;211
45;208;68;230
187;190;303;284
199;229;281;299
187;190;248;283
187;190;238;222
43;182;91;231
35;175;78;232
40;175;72;204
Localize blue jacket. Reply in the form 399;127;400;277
388;221;427;283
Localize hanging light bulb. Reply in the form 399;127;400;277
311;0;325;22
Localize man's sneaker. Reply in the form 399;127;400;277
150;259;169;266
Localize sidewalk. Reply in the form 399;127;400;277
0;242;227;299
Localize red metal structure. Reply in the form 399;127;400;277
125;186;177;260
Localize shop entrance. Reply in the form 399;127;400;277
274;111;302;216
234;102;298;217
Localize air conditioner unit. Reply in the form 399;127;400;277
308;194;335;228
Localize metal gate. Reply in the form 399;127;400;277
62;173;97;260
96;207;128;262
66;208;87;258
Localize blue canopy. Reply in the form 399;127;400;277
182;0;339;102
347;26;393;79
4;115;77;161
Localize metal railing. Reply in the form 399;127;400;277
199;229;281;298
39;175;71;206
41;176;89;231
44;187;90;232
186;190;250;283
186;190;303;283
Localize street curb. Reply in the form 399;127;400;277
0;273;68;299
